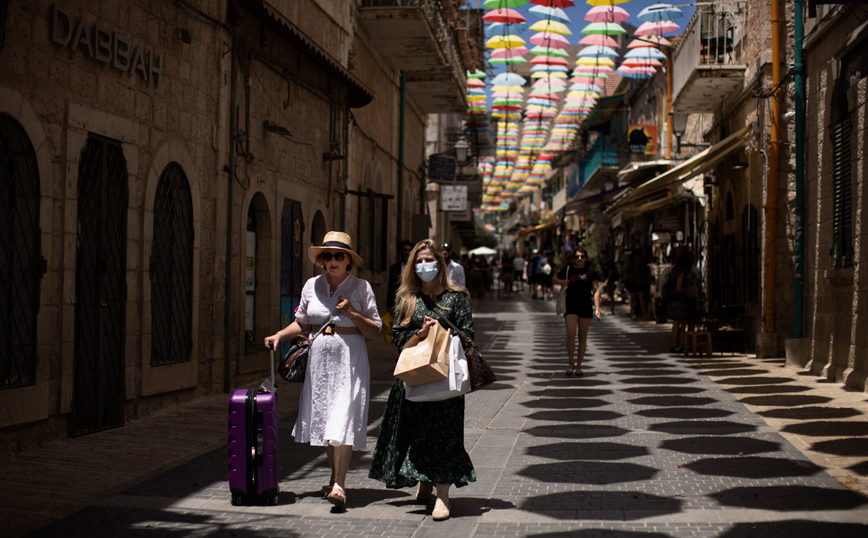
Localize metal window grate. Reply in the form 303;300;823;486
0;114;41;389
150;163;194;366
72;135;127;436
831;119;853;268
0;0;7;49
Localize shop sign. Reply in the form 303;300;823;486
440;184;467;212
51;3;163;87
429;155;456;182
628;125;658;155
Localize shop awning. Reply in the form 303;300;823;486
563;184;631;216
237;0;374;108
517;221;557;236
616;124;752;206
617;159;672;184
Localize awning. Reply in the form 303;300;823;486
563;184;631;216
617;160;672;184
517;221;557;236
237;0;374;108
616;124;752;206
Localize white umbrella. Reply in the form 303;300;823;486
468;246;498;256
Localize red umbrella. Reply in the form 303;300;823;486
529;0;575;7
483;8;527;24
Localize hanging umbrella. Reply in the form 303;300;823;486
637;3;683;23
484;8;527;23
491;72;527;86
585;5;629;23
624;47;666;60
576;56;615;66
581;22;627;35
621;57;662;67
530;46;570;58
467;70;486;79
532;78;567;88
491;47;528;59
467;78;486;88
530;0;575;7
531;65;569;75
528;5;571;23
627;36;672;48
484;0;529;7
485;22;529;36
577;45;619;57
579;34;620;47
635;20;680;36
530;32;571;48
530;55;570;66
569;76;605;85
486;35;526;48
529;20;572;35
585;0;629;5
569;83;602;92
491;56;527;64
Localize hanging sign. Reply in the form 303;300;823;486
440;185;467;211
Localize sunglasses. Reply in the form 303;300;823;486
321;252;346;262
574;255;586;260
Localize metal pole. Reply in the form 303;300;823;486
763;0;783;335
666;49;673;159
398;71;406;241
793;0;806;338
224;42;238;393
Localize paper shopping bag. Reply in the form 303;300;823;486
393;322;450;386
404;334;470;402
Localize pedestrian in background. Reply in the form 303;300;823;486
667;250;701;352
387;240;413;312
552;246;602;376
264;231;382;510
598;249;618;315
500;252;514;298
442;244;466;290
513;252;526;291
369;239;476;521
624;248;651;319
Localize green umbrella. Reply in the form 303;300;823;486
581;22;627;36
530;46;569;58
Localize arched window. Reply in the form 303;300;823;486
150;163;194;365
245;194;271;348
741;204;759;304
0;114;41;388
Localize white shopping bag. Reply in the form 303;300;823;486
404;334;470;402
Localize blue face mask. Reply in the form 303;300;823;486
415;261;439;282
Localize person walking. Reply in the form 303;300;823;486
667;250;701;352
500;252;514;298
264;231;382;511
387;240;413;312
598;249;618;315
442;244;466;290
369;239;476;521
513;252;526;291
552;246;602;376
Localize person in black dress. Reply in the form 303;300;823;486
369;239;475;521
552;246;602;376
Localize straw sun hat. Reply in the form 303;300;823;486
308;231;364;268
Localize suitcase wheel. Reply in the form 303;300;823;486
270;494;279;506
231;493;240;506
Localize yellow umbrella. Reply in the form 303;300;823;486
576;56;615;67
586;0;629;6
486;35;526;49
529;20;572;36
467;94;487;102
531;71;568;79
491;84;525;92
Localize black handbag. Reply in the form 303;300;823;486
423;297;496;391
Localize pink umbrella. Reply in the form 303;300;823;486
573;65;614;73
568;77;604;86
635;20;680;36
627;36;672;48
531;55;569;66
467;78;486;88
619;65;657;74
584;5;629;23
621;58;663;67
578;34;620;47
530;32;571;48
491;47;529;58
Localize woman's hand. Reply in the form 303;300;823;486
415;316;438;340
336;296;357;318
264;334;281;350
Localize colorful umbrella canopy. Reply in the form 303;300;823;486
529;46;569;58
531;0;575;7
621;57;662;67
530;65;569;74
529;20;572;35
530;32;571;48
490;47;528;59
492;72;527;86
637;3;683;23
576;56;615;66
577;45;619;57
484;0;529;7
467;70;486;79
485;22;529;36
467;78;486;88
483;8;527;23
486;35;526;48
585;5;630;23
624;47;666;60
581;22;627;35
627;36;672;48
530;55;570;66
579;34;620;47
528;5;571;23
585;0;629;5
635;20;680;36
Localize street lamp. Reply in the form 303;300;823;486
671;112;688;155
454;137;469;163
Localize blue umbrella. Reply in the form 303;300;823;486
636;4;683;23
577;45;620;58
492;72;526;86
569;83;602;92
531;64;569;72
485;22;529;36
624;47;667;60
528;5;571;24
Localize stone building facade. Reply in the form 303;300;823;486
0;0;450;451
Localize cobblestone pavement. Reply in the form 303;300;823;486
9;291;868;537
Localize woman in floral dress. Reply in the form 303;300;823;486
369;239;475;521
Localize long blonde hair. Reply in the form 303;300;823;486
395;239;469;326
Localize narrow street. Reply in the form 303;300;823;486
7;290;868;538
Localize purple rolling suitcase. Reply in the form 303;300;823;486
228;347;279;505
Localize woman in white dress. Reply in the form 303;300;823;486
265;231;382;510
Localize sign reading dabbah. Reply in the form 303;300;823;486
50;3;163;88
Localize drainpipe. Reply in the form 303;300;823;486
398;71;406;241
763;0;783;337
666;48;673;159
793;0;806;338
224;42;238;393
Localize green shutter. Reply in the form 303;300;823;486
831;119;853;268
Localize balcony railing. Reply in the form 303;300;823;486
582;137;619;190
671;7;746;113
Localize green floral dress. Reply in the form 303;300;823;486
368;290;477;488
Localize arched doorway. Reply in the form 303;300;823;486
73;135;128;436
